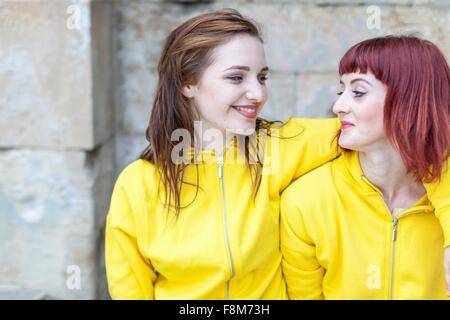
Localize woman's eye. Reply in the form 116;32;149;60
259;75;268;83
353;90;366;97
227;75;243;82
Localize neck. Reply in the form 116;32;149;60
194;121;236;156
358;142;425;213
202;134;235;156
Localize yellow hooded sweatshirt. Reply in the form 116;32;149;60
105;118;340;299
281;150;450;300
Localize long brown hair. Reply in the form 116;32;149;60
140;9;279;217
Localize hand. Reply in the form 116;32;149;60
445;246;450;296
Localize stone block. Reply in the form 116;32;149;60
0;149;97;299
0;0;94;149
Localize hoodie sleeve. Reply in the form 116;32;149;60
105;170;156;299
280;186;324;300
274;118;340;192
424;161;450;248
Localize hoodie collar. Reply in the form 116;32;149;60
339;150;432;216
183;136;263;165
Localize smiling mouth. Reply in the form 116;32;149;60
231;105;257;119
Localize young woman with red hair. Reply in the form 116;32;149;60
281;35;450;299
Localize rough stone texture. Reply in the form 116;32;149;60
0;0;115;149
115;130;148;180
0;141;114;300
0;0;115;299
113;1;449;75
314;0;445;5
119;67;157;135
1;0;449;300
250;0;446;4
90;137;116;300
261;72;298;120
0;149;96;299
113;1;449;174
294;72;339;118
0;285;50;300
235;3;450;72
0;0;94;149
91;0;115;147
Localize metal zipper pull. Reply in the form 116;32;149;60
389;217;399;300
392;218;399;242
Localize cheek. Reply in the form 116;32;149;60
195;88;226;113
201;83;241;107
356;101;385;137
358;100;383;123
261;88;268;105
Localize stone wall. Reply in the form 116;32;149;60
0;0;449;299
113;0;450;172
0;0;114;299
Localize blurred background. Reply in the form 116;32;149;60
0;0;449;299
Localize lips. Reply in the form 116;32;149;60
232;105;257;119
340;121;354;130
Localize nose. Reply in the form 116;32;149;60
332;94;351;116
245;80;266;103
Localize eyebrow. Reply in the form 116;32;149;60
223;65;269;72
339;78;373;87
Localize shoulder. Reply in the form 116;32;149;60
269;118;339;153
108;159;160;228
276;117;339;139
281;162;341;247
282;160;336;209
280;161;338;242
114;159;159;201
117;159;156;183
261;117;339;145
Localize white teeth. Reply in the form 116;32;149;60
235;106;256;114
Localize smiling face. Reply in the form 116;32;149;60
182;34;269;135
332;72;388;152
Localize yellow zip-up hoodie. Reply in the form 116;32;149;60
105;118;340;299
281;150;450;299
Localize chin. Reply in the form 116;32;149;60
338;137;359;151
227;123;256;136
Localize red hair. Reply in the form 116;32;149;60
339;35;450;183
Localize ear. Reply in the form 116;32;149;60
182;85;195;99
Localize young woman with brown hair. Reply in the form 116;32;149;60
105;9;339;299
